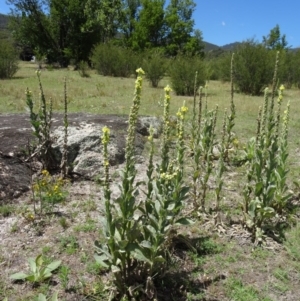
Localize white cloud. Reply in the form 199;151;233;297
222;21;226;26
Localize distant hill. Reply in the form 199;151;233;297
203;41;220;52
221;42;242;51
203;41;241;52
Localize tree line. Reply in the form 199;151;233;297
2;2;300;95
6;0;203;66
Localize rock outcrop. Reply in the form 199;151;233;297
0;113;162;201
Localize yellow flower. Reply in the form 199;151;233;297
180;105;188;113
136;68;145;75
42;169;48;175
164;85;172;93
279;84;285;91
102;126;110;135
176;111;182;118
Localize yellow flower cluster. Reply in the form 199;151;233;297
160;171;178;181
278;84;285;103
176;104;188;119
101;126;110;144
135;68;145;90
164;85;172;93
25;88;32;96
33;169;66;204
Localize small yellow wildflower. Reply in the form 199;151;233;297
180;105;188;113
164;85;172;93
233;138;239;147
42;169;48;175
102;126;110;135
279;84;285;91
136;68;145;75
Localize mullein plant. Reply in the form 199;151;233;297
95;68;145;299
273;92;291;215
214;110;227;224
95;72;192;300
26;70;54;170
160;85;172;173
60;77;69;178
199;105;218;212
191;103;218;212
243;53;292;244
224;53;236;162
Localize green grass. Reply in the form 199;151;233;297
225;277;274;301
2;62;299;155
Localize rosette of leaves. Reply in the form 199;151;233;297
10;254;61;283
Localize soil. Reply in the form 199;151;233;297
1;114;300;301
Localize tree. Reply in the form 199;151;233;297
7;0;104;66
234;40;275;95
130;0;165;50
164;0;198;56
8;0;59;61
83;0;123;43
262;24;289;51
119;0;141;45
0;38;18;79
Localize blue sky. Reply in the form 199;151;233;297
1;0;300;48
193;0;300;47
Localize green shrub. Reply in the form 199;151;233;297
142;49;168;87
91;42;138;78
0;39;18;79
168;55;206;96
77;60;90;78
278;50;300;89
214;52;233;82
234;40;274;95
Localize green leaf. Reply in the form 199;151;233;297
94;255;109;268
175;217;194;225
10;272;29;280
111;265;121;273
118;240;129;250
140;240;152;249
28;257;37;273
50;291;58;301
154;256;166;263
26;274;36;282
254;182;263;195
37;293;47;301
132;248;151;263
167;203;175;210
49;292;58;301
42;272;52;279
262;206;275;218
45;260;61;273
36;254;43;268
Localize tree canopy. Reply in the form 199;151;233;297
7;0;203;65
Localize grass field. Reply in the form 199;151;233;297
1;61;300;301
1;61;300;169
